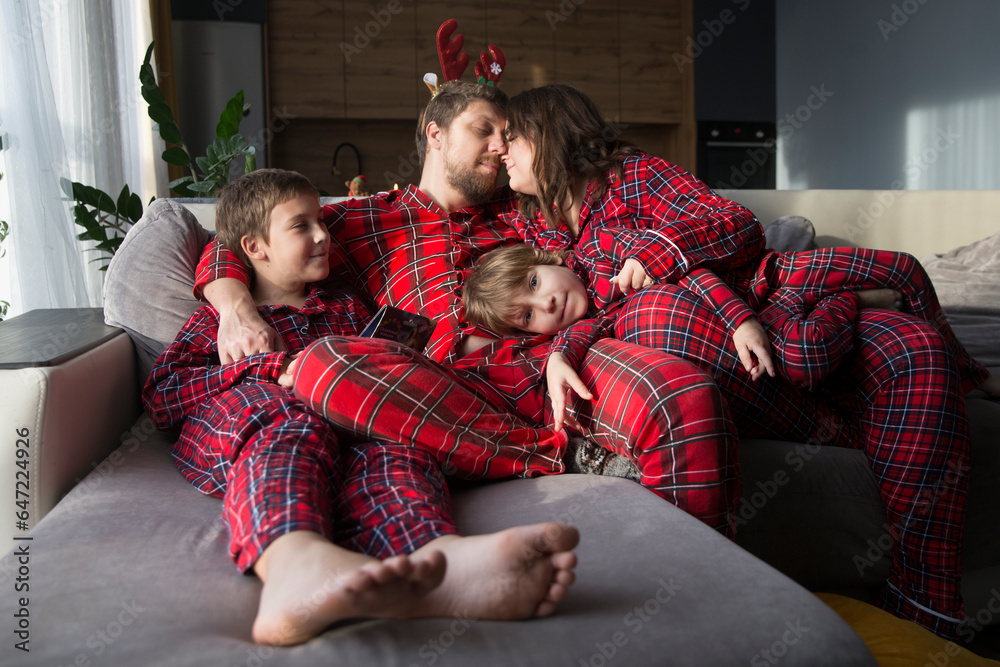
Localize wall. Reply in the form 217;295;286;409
776;0;1000;190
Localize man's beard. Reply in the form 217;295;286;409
444;153;499;205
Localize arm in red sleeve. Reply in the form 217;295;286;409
193;237;250;301
548;317;616;373
141;307;286;431
615;154;764;283
677;268;756;334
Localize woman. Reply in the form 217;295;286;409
495;83;992;639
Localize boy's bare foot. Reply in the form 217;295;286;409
856;288;903;310
251;531;446;645
417;522;580;621
977;373;1000;399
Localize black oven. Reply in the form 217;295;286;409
697;121;777;190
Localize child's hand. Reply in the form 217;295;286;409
277;351;302;388
733;317;776;381
546;352;594;432
616;259;654;295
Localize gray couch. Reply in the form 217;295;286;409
2;189;998;665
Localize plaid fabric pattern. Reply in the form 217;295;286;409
615;284;971;638
193;184;743;534
142;287;456;570
335;440;458;560
509;153;980;636
504;152;766;284
293;335;569;480
195;186;523;365
743;247;989;392
452;337;740;535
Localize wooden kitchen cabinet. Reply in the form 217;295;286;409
266;0;694;192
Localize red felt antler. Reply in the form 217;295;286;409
437;19;469;82
475;45;506;86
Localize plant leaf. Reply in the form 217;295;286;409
216;90;245;140
156;121;184;145
161;146;191;167
116;185;132;217
127;193;143;222
147;102;175;126
187;180;217;194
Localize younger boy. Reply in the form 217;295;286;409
463;243;918;430
142;169;579;646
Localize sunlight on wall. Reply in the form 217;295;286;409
904;94;1000;190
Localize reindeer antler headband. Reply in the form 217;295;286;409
422;19;506;96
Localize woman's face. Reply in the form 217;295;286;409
501;128;538;196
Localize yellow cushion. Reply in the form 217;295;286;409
816;593;999;666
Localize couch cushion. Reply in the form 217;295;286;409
0;418;875;666
103;199;212;384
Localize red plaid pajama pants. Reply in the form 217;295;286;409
294;335;740;536
616;283;972;638
748;248;989;392
172;383;457;572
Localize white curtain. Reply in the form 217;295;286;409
0;0;166;318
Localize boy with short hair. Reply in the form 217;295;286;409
462;242;920;430
143;168;579;646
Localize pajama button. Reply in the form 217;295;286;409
300;327;308;334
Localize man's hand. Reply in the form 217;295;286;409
217;301;284;364
277;351;302;388
205;278;283;363
546;352;593;432
616;258;654;295
733;317;775;381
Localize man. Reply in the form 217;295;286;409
194;81;740;534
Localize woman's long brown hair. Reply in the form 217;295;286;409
504;84;637;230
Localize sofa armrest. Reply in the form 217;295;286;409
0;309;140;548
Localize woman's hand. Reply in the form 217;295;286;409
277;351;302;388
616;258;654;295
732;317;775;381
546;352;593;431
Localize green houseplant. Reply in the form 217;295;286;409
70;41;256;270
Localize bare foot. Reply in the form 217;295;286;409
856;288;903;310
251;531;446;645
416;522;580;621
977;373;1000;399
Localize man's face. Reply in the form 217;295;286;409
440;99;506;205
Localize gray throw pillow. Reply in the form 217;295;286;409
763;215;817;252
103;198;212;384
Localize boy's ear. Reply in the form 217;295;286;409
241;235;267;261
